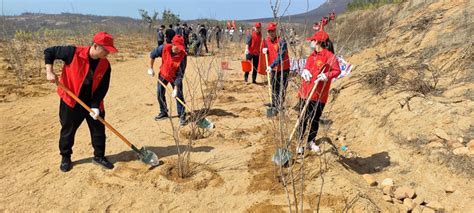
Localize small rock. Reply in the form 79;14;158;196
426;201;444;211
403;198;415;210
381;178;394;187
394;198;403;204
394;186;416;200
456;137;464;143
412;205;422;213
382;195;392;202
427;141;444;148
434;128;450;140
467;139;474;150
449;142;464;149
420;206;436;213
383;186;393;195
453;147;469;155
413;196;425;205
445;186;455;193
362;174;377;186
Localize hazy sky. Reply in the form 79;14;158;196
1;0;326;20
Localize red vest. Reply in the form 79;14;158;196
159;44;186;83
298;49;341;103
57;46;110;110
248;31;262;55
264;37;290;71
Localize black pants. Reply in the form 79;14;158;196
59;100;106;158
244;54;259;82
271;70;289;109
157;76;186;116
298;100;325;143
216;38;220;48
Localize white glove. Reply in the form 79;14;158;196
266;66;272;73
171;87;178;98
244;49;249;55
317;73;328;82
89;108;100;120
147;68;155;77
300;69;312;81
262;48;268;54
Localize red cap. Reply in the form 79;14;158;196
93;32;118;53
255;22;262;28
267;22;277;31
172;35;186;52
306;31;329;41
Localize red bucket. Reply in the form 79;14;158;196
221;61;229;70
241;60;252;72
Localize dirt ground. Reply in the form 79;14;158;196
1;0;473;212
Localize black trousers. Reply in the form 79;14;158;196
244;54;259;82
298;100;325;143
59;100;106;158
271;70;289;109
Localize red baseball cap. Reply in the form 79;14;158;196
172;35;186;52
267;22;277;31
255;22;262;28
306;31;329;41
93;31;118;53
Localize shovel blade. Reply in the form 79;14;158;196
272;148;292;166
266;107;278;117
196;118;215;129
139;147;160;166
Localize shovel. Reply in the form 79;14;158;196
56;81;159;167
156;78;215;129
272;65;328;166
264;53;278;117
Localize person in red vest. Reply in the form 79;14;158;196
262;22;290;112
244;22;263;83
44;32;118;172
148;35;188;126
297;31;340;154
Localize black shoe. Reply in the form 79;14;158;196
154;113;169;121
60;156;72;172
92;156;114;170
179;114;188;126
252;80;257;84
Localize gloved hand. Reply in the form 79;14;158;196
266;66;271;73
89;108;100;120
317;73;328;82
262;48;268;54
147;68;155;77
244;49;249;55
171;87;178;98
300;69;312;81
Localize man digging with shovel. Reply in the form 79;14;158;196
44;32;118;172
148;35;188;126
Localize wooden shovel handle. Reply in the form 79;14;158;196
56;81;134;148
264;53;272;102
156;77;191;111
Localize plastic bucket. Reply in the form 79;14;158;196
221;61;229;70
241;60;252;72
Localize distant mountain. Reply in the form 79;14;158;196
243;0;352;24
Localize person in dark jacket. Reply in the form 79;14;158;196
44;32;118;172
157;25;165;47
165;24;176;44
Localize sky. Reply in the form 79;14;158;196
1;0;326;20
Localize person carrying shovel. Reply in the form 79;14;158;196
262;22;290;114
297;31;340;154
243;22;262;83
148;35;188;126
44;31;118;172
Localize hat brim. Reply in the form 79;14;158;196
103;45;118;53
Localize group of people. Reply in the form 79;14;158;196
244;19;339;154
44;15;340;172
